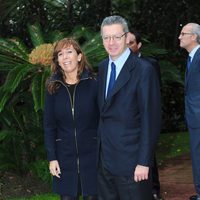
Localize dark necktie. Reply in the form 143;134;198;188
107;62;116;97
187;56;191;70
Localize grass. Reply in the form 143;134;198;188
7;194;83;200
7;194;59;200
6;131;190;200
156;131;190;165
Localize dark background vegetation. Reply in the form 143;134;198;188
0;0;199;190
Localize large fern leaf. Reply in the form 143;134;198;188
27;22;45;47
2;63;35;93
0;38;28;61
31;68;50;112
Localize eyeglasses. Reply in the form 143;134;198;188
102;32;127;42
179;32;194;36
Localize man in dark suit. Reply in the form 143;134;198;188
127;30;163;200
179;23;200;200
97;15;161;200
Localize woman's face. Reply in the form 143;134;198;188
57;45;82;77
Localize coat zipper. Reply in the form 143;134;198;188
52;77;91;195
65;84;80;173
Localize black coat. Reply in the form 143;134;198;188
43;70;99;196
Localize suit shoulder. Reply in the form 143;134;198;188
98;58;108;67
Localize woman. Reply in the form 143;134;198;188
44;38;99;200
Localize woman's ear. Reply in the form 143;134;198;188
78;53;82;62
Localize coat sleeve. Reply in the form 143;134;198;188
43;90;57;161
137;62;161;166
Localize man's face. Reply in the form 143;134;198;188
179;24;197;52
101;24;127;60
126;32;141;53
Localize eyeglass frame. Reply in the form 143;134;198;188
179;32;195;36
102;32;127;42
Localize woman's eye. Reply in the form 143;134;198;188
67;50;72;54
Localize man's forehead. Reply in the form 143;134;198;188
102;24;123;33
182;24;192;31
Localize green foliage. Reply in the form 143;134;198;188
6;193;84;200
160;60;183;85
0;22;106;177
30;194;59;200
157;132;190;164
27;22;45;47
0;97;45;174
30;160;52;184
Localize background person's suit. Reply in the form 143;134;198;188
185;47;200;195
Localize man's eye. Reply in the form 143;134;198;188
115;36;121;40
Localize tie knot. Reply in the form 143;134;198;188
187;56;191;62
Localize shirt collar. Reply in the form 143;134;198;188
189;45;200;60
109;47;131;66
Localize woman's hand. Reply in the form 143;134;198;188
49;160;61;178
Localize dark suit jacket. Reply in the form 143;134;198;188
142;56;161;86
97;51;161;176
185;47;200;128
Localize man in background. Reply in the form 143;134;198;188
126;29;163;200
179;23;200;200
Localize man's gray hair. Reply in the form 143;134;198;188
188;23;200;44
101;15;129;35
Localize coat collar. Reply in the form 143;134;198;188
49;69;94;83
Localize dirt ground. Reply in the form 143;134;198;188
159;154;195;200
0;171;51;199
0;154;196;200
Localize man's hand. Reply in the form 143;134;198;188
134;165;149;182
49;160;61;178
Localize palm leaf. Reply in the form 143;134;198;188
47;30;68;43
142;43;168;57
27;22;45;47
0;90;11;112
0;63;35;112
0;0;20;20
82;34;106;68
10;37;29;55
160;60;184;85
71;26;95;41
43;0;66;7
0;54;29;71
0;38;28;60
2;63;35;93
0;130;13;141
31;68;50;112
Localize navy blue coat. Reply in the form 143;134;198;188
97;52;161;176
185;47;200;128
43;70;99;196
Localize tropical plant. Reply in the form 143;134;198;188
0;22;106;113
0;22;106;176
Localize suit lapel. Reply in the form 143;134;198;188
103;53;136;109
185;47;200;87
99;59;109;110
